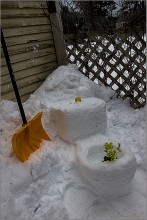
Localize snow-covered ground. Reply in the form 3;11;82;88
0;64;146;220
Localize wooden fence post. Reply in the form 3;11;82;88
49;1;68;66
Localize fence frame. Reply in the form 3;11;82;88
65;31;146;108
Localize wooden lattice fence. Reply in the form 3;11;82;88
66;33;146;108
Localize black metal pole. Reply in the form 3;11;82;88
1;28;27;124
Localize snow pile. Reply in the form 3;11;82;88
28;64;106;107
0;64;146;220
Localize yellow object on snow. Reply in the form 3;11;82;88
12;112;51;162
75;96;82;102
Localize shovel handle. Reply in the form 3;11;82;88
1;28;27;124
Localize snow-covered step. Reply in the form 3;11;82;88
51;97;107;143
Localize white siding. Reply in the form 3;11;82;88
1;1;58;102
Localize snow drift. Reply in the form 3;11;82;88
0;64;146;220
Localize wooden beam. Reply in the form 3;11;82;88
49;2;68;66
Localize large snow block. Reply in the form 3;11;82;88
52;98;107;143
76;134;137;199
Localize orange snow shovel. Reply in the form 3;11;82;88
1;29;51;162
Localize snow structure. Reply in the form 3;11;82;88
76;135;137;199
51;75;137;199
51;97;107;143
0;64;146;220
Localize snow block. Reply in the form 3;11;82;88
52;98;107;143
76;134;137;199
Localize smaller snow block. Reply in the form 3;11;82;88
52;98;107;143
76;134;137;199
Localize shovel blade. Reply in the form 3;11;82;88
12;112;51;162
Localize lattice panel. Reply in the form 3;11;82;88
66;34;146;109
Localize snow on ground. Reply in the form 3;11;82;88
0;64;146;220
